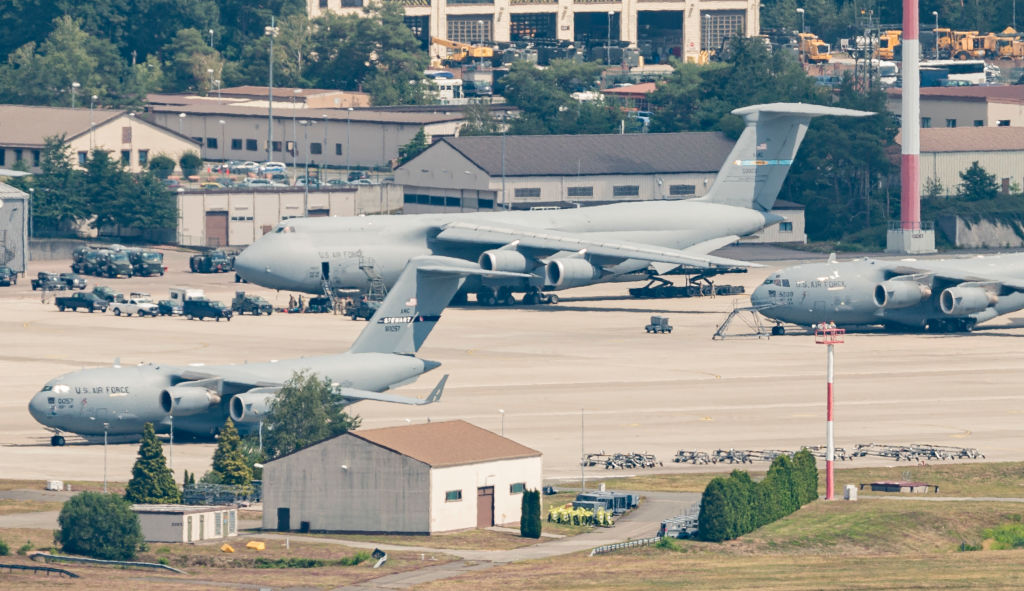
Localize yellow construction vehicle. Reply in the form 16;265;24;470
934;29;984;59
430;37;494;66
797;32;831;63
877;30;902;60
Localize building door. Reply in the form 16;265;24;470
199;514;205;540
187;516;193;542
307;208;329;217
277;507;290;532
205;211;228;247
321;261;330;280
477;486;494;528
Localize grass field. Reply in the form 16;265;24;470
0;499;63;515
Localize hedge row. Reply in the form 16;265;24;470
697;449;818;542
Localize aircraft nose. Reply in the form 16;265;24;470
750;284;770;307
233;243;265;284
27;391;52;424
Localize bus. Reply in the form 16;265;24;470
918;59;986;85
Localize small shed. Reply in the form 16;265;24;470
863;481;937;494
132;504;238;543
262;420;543;534
0;182;28;273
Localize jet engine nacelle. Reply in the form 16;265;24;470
545;258;601;288
229;391;276;424
873;280;932;309
939;285;996;316
479;250;528;273
160;386;221;416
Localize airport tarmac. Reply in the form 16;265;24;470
2;247;1024;485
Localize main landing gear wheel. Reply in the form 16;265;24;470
771;325;786;336
50;435;66;446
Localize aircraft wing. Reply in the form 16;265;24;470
434;221;758;269
337;375;447;406
884;261;1024;292
175;367;282;388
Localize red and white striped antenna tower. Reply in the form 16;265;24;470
815;324;845;500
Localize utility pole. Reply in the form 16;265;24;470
265;17;278;163
816;325;844;500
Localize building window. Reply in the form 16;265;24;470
246;139;258;151
613;185;640;197
779;221;794;232
921;117;931;128
138;150;149;166
998;120;1011;127
207;137;218;148
310;142;322;155
478;198;494;209
0;149;5;166
120;150;130;165
335;143;343;155
272;141;283;153
510;482;525;494
447;16;493;44
78;151;87;165
320;0;328;6
946;119;957;128
32;150;41;167
445;196;461;207
215;512;222;536
445;490;463;502
341;0;362;6
514;187;541;198
669;184;696;196
430;196;444;206
567;186;593;197
13;149;23;164
973;120;984;127
231;139;242;150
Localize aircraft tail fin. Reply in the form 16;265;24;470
348;256;529;356
700;103;874;212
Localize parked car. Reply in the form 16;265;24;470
259;161;287;174
235;161;260;174
190;250;234;273
92;285;125;303
231;291;273;315
200;181;224;190
241;178;286;188
0;266;17;286
347;171;370;182
31;272;66;291
58;272;88;289
183;298;233;321
348;178;376;186
214;161;242;174
54;292;108;313
462;80;493;97
110;293;159;317
162;178;182;189
326;178;348;186
128;249;165;277
157;299;183;316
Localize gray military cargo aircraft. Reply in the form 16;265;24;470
28;256;526;446
750;253;1024;333
234;103;872;305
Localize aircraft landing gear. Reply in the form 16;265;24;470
476;287;497;306
50;434;66;446
476;287;518;306
522;289;558;305
771;324;786;336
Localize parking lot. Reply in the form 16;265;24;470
3;247;1024;484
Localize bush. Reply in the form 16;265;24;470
655;536;685;552
983;523;1024;549
148;154;176;179
57;492;143;560
17;541;32;555
179;152;203;177
520;489;541;539
0;539;8;556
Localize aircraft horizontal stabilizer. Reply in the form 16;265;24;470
336;374;448;406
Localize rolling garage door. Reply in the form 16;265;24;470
205;211;228;247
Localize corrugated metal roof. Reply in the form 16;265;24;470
896;126;1024;152
0;105;123;146
602;82;658;95
132;504;233;514
436;132;734;176
887;85;1024;103
148;103;466;124
0;182;29;196
352;419;541;468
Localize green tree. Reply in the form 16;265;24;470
57;492;143;560
697;476;735;542
458;103;503;136
161;28;223;93
398;127;428;166
924;176;946;200
179;151;203;177
260;371;361;459
958;161;999;201
499;60;622;135
792;449;820;505
148;154;177;179
764;454;800;516
82;148;131;231
520;489;542;538
29;135;86;234
211;418;254;488
122;172;178;230
124;422;180;504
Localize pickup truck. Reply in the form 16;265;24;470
59;273;88;289
231;292;273;315
55;292;108;313
0;266;17;286
92;285;125;303
31;272;67;291
110;293;159;317
183;298;233;321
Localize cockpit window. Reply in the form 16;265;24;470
275;225;295;234
781;279;790;287
763;278;776;285
41;384;53;391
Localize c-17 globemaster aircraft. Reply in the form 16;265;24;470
234;103;872;305
28;256;526;446
750;252;1024;333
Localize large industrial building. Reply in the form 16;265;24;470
0;182;28;273
896;127;1024;197
308;0;759;64
887;86;1024;129
262;420;542;534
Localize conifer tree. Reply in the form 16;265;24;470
520;489;541;538
124;423;180;504
211;418;253;488
697;477;735;542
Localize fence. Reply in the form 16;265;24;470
589;537;660;556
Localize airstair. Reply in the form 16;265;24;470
360;256;388;304
712;303;772;340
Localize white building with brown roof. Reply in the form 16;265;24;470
261;419;542;534
0;105;200;173
895;126;1024;195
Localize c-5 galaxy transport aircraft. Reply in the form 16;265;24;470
28;256;524;446
750;253;1024;333
234;103;872;305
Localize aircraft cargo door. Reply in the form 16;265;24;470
477;486;494;528
205;211;228;247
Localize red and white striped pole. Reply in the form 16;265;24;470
901;0;921;231
816;326;844;500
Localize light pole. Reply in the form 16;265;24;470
215;79;221;102
796;8;805;33
169;414;174;472
89;94;98;149
209;28;215;48
932;11;940;58
103;422;109;493
291;89;301;173
322;114;328;172
300;120;311;214
265;18;279;163
27;188;33;239
703;14;711;50
346;107;353;174
71;81;80;108
207;68;214;96
178;112;186;135
498;409;505;436
580;408;585;492
501;123;507;209
218;119;226;161
607;11;614;65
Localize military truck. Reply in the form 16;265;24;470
55;292;108;313
92;285;125;304
184;298;233;321
128;249;165;276
189;250;233;273
97;250;133;278
59;272;88;289
71;246;109;275
231;291;273;315
31;272;67;291
0;266;17;286
343;295;378;319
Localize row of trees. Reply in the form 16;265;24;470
697;450;818;542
